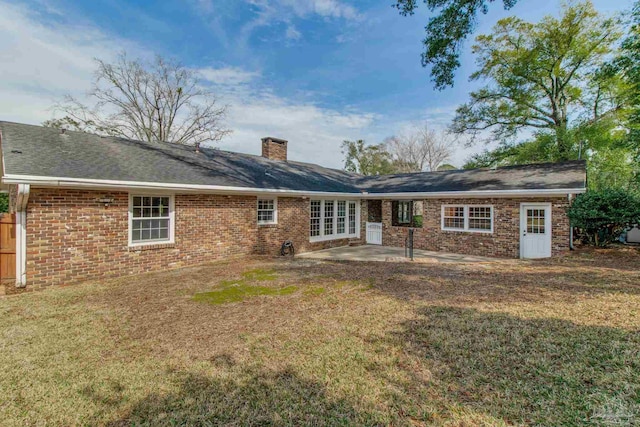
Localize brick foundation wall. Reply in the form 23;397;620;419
21;189;364;289
380;197;570;258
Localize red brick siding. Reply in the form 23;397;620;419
256;198;365;255
380;197;570;258
261;139;287;161
23;189;364;289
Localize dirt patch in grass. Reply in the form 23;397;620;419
1;247;639;426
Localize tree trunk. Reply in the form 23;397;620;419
555;119;571;161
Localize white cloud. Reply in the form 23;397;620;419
285;25;302;41
0;1;139;124
278;0;360;20
198;67;261;85
0;1;377;169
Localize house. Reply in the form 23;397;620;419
0;121;586;292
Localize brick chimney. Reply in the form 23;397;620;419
261;137;288;161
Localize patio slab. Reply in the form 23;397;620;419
297;245;499;263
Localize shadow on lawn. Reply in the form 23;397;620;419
106;366;372;426
393;306;640;426
284;258;640;305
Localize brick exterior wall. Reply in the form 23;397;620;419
379;197;570;258
256;197;364;256
3;187;570;292
19;188;364;290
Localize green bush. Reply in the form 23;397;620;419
412;215;423;228
567;189;640;246
0;193;8;213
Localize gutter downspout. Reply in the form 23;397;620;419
15;184;30;287
568;193;574;250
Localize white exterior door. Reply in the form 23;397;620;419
520;203;552;259
366;222;383;245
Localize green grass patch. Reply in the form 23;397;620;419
304;287;326;296
194;284;297;304
193;268;291;304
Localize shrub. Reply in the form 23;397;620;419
0;193;8;213
568;189;640;246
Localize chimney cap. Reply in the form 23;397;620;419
261;136;288;144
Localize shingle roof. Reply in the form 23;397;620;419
0;121;586;194
358;161;587;193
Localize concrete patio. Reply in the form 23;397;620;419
298;245;499;263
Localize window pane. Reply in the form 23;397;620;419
469;218;491;230
324;218;333;235
468;207;492;230
443;205;465;229
311;201;321;218
131;197;172;243
444;217;464;229
310;218;320;237
337;217;345;234
444;206;464;218
324;201;334;218
310;201;321;237
348;202;356;234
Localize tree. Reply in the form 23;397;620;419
451;1;622;160
436;163;457;170
341;140;396;175
385;125;453;172
462;117;639;192
567;189;640;246
614;0;640;167
44;53;230;145
395;0;520;90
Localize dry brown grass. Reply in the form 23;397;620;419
1;246;639;426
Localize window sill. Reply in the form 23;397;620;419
441;228;493;234
310;234;358;243
258;222;278;227
128;242;176;251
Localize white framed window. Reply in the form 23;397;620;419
398;201;411;224
468;206;492;231
348;201;357;234
129;195;175;246
257;198;277;225
324;201;334;236
441;205;493;233
310;200;321;237
310;199;360;242
337;201;346;234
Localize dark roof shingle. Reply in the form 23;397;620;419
0;121;586;194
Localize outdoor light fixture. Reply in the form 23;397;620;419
97;197;114;207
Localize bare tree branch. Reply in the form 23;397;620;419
45;52;231;145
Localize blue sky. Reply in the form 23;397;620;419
0;0;633;168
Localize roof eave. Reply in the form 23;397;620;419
2;174;586;198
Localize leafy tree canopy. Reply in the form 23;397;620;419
395;0;519;89
341;140;397;175
452;1;622;160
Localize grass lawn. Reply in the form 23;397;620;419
1;247;639;426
